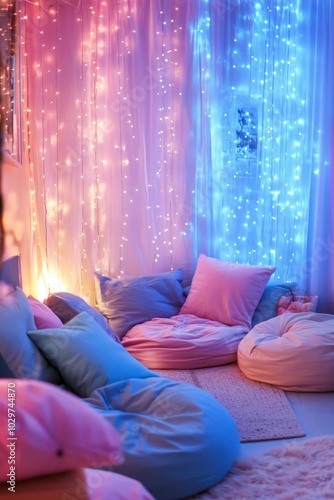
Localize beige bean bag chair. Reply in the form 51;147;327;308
238;312;334;392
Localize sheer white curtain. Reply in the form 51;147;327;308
19;0;332;309
305;0;334;312
21;0;197;301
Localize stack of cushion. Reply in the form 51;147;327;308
0;285;240;499
112;254;277;368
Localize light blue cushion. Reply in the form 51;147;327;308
0;287;61;383
94;269;185;339
28;312;158;397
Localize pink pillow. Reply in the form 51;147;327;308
28;295;63;329
0;379;123;482
180;254;275;328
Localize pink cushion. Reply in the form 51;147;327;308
180;255;275;328
277;294;318;315
28;295;63;329
122;314;248;369
0;379;123;482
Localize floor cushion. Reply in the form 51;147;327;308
122;314;248;369
238;311;334;391
85;376;240;500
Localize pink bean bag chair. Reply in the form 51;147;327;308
122;314;248;369
238;312;334;392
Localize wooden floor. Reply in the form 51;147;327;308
240;390;334;458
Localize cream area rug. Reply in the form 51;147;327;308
155;363;305;443
189;435;334;499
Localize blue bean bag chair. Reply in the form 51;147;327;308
85;376;240;500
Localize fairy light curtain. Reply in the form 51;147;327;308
305;0;334;313
0;1;18;155
19;0;329;305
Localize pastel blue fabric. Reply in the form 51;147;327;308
85;376;240;500
94;269;185;339
0;287;61;383
28;312;158;397
95;269;185;339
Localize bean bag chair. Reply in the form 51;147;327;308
85;376;241;500
238;312;334;392
122;314;248;369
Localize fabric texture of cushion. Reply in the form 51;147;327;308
277;294;318;315
86;376;240;500
180;255;275;329
0;379;123;482
122;314;248;369
82;469;154;500
0;287;61;383
94;269;185;339
238;311;334;391
251;282;297;327
28;295;63;329
0;469;154;500
43;291;120;344
28;312;158;397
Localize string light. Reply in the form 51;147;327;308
15;0;316;300
0;1;16;155
191;0;309;282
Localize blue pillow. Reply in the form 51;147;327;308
251;282;297;327
28;312;158;397
0;287;61;383
94;269;185;339
43;292;120;344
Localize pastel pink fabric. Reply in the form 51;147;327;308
180;255;275;329
84;469;155;500
277;294;318;315
122;314;248;369
238;311;334;392
28;295;63;329
0;379;123;482
2;469;154;500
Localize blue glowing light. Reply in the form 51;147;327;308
191;0;309;283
